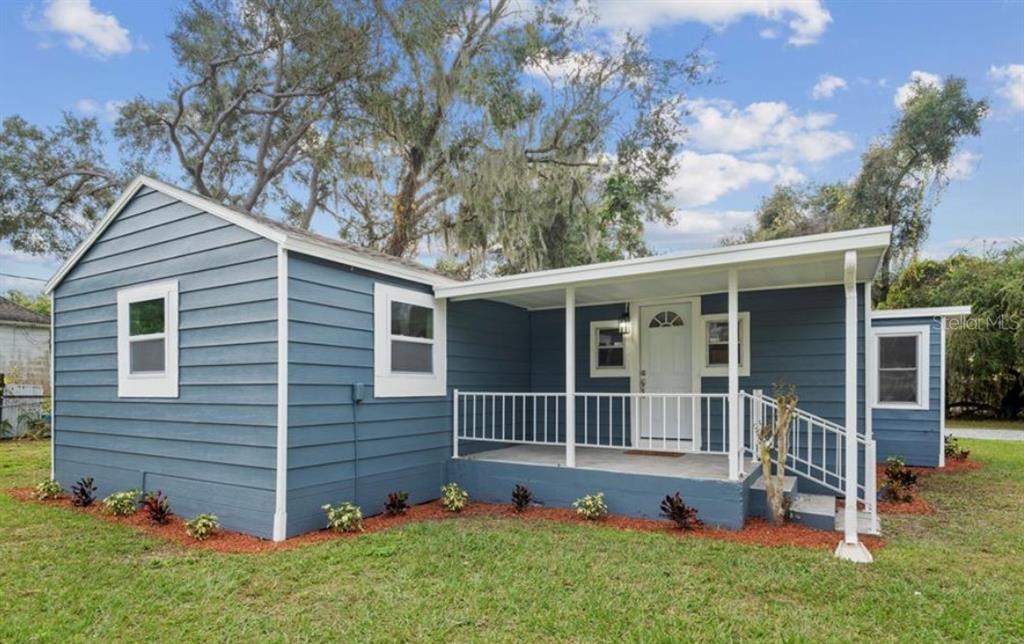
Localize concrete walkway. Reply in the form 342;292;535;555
946;427;1024;442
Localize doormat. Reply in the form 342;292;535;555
623;450;683;458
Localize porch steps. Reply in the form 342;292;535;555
788;493;837;532
747;476;877;535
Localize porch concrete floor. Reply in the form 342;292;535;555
462;444;732;480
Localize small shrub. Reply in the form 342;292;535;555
384;491;409;516
659;492;703;530
103;489;140;516
440;482;469;512
34;478;63;500
322;502;363;532
70;477;96;507
511;483;533;512
142;491;171;524
880;456;918;502
944;435;970;461
185;514;220;541
573;492;608;520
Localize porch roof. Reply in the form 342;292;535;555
435;226;891;309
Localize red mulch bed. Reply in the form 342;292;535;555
866;457;982;515
9;488;881;554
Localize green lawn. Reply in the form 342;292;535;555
2;440;1023;642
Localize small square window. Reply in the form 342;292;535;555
700;313;750;376
874;327;929;409
117;281;178;398
374;283;446;397
590;321;628;378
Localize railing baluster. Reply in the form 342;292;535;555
662;396;667;451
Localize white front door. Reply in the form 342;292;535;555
637;302;694;447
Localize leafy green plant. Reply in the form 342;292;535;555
103;489;140;516
322;502;363;532
440;483;469;512
34;478;63;500
511;483;533;512
142;491;171;524
70;477;96;507
185;514;220;541
659;492;703;530
384;491;409;516
573;492;608;520
880;456;918;502
945;435;971;461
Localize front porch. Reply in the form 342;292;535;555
439;228;891;555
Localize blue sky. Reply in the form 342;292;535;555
2;0;1022;295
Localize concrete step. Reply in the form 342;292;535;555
787;493;836;531
748;475;798;494
834;509;880;536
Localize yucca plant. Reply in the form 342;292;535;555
511;484;533;512
71;477;96;507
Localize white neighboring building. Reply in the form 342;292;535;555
0;296;50;392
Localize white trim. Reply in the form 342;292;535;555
939;319;947;468
864;282;873;442
373;283;447;398
870;324;931;411
435;226;892;301
45;175;453;294
588;320;629;378
727;269;740;481
116;280;179;398
49;292;55;479
841;251;861;550
699;312;751;377
872;306;971;319
565;287;576;468
273;247;289;541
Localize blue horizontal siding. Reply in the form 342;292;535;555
53;187;280;538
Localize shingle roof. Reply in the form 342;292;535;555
0;296;48;325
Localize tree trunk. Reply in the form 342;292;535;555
758;393;797;526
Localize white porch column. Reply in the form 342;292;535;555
836;250;872;563
728;269;740;481
565;286;576;468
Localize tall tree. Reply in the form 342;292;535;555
1;0;707;275
882;244;1024;420
730;77;988;295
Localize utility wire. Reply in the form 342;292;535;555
0;273;48;282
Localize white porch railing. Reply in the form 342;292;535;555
741;390;877;530
452;391;732;456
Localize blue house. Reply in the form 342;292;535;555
44;176;969;562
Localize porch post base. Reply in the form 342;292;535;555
834;540;873;564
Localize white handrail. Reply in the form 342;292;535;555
742;390;877;530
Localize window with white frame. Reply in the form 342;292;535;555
589;320;628;378
373;283;446;397
873;325;929;409
117;280;179;398
700;312;750;376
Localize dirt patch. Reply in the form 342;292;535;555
10;489;883;554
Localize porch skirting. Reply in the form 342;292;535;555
445;456;752;530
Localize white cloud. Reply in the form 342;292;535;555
894;70;942;108
590;0;832;46
73;97;125;121
811;74;847;100
524;51;603;82
988;64;1024;111
946;150;981;181
669;151;804;208
759;27;778;40
646;210;756;251
41;0;132;58
684;98;854;163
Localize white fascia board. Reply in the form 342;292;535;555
435;226;892;301
872;306;972;319
45;174;453;294
281;237;457;288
